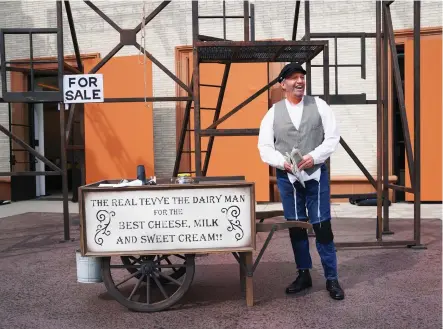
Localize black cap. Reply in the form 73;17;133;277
277;62;306;83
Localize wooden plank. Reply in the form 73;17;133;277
256;220;312;232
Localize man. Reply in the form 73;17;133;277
257;62;344;300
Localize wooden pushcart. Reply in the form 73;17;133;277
78;177;311;312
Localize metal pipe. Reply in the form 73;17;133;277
133;1;171;33
361;35;366;79
309;32;380;38
376;1;383;241
29;32;34;91
387;183;414;193
304;1;311;95
334;37;338;95
198;15;250;19
323;40;331;186
340;137;377;188
0;32;6;97
103;97;192;103
64;1;83;72
223;1;226;40
200;129;259;136
413;0;421;246
65;103;76;143
88;43;124;74
135;42;193;95
323;43;330;104
84;1;122;32
250;3;255;41
192;1;202;177
0;123;61;171
243;1;249;41
0;171;61;176
57;1;70;242
173;81;193;177
194;40;329;47
382;2;391;233
2;28;58;34
335;240;417;249
8;102;12;172
203;64;231;175
384;5;415;188
292;1;301;40
206;77;279;129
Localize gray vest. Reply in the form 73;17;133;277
273;96;324;175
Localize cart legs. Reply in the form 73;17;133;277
239;253;246;292
245;252;253;307
238;252;254;307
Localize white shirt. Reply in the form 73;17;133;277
257;97;340;182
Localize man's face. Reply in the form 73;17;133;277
281;72;305;98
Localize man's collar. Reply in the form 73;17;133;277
285;96;304;107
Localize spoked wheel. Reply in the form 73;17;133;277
102;254;195;312
120;255;187;285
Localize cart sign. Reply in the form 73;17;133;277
63;74;104;104
80;183;255;255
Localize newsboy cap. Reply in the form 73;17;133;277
277;62;307;83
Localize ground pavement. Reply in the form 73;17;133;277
0;201;441;329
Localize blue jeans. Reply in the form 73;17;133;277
276;164;338;280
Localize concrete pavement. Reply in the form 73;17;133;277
0;211;441;329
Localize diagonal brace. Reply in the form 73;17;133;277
173;79;194;177
384;4;415;188
84;1;122;32
0;123;61;172
207;77;279;129
133;1;171;33
203;63;231;175
65;103;76;143
251;225;277;274
64;1;83;72
232;252;249;274
340;137;377;188
88;43;123;74
232;225;278;277
134;42;193;95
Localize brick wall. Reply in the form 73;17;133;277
0;0;441;177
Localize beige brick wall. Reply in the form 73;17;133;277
0;0;441;177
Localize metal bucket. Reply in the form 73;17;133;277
75;249;103;283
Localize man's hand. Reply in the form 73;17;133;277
284;162;293;173
298;155;314;171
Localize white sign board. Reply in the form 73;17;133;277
81;184;255;255
63;74;104;104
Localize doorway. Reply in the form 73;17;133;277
33;76;83;201
391;44;405;202
9;75;84;202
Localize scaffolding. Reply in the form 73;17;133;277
0;1;424;249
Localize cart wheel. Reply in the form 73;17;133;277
102;254;195;312
120;255;187;284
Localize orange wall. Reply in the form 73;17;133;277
405;33;442;201
177;51;271;201
83;55;154;184
199;63;270;201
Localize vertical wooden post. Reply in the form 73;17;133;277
245;252;253;307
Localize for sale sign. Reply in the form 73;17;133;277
63;74;104;104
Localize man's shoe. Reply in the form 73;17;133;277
326;279;345;300
285;270;312;294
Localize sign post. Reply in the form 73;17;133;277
63;74;104;104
